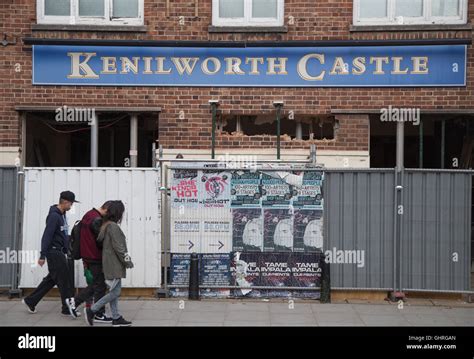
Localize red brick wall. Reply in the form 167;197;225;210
0;0;473;151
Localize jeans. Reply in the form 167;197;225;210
74;261;106;315
91;278;122;320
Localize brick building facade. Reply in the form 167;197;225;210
1;0;473;168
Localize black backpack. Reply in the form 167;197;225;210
69;220;82;260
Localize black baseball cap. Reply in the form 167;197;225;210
60;191;80;203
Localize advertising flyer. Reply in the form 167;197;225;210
198;170;231;208
293;209;324;252
232;208;264;252
263;208;294;252
170;169;199;209
293;171;324;209
230;171;262;207
261;173;295;207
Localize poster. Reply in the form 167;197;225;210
171;208;232;253
230;252;322;299
232;208;263;252
201;208;232;253
198;170;231;208
170;209;201;253
200;254;231;287
169;253;231;298
261;173;295;207
263;208;294;252
293;171;324;209
169;165;325;299
293;209;324;252
169;253;191;286
171;169;199;209
230;171;261;207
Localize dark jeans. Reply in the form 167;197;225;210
74;261;106;315
25;250;74;311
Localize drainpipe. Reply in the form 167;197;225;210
130;114;138;167
209;100;219;159
273;101;284;160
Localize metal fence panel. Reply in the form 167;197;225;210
402;171;471;292
0;167;18;288
324;170;396;290
19;168;161;288
324;169;472;292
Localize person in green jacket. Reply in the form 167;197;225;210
84;200;134;327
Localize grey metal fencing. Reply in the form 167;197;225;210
324;169;396;290
0;167;19;289
401;170;472;292
324;168;472;293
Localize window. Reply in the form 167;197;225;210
221;115;335;141
212;0;284;27
354;0;467;25
37;0;143;25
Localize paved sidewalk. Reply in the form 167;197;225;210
0;298;472;327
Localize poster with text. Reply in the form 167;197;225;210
263;208;294;252
230;252;322;298
198;170;231;208
169;253;231;298
232;208;263;252
170;209;201;253
293;171;324;209
201;207;232;253
293;209;324;252
261;173;295;207
230;171;261;207
171;169;199;209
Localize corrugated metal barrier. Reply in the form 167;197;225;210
324;169;472;293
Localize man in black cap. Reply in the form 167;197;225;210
22;191;80;319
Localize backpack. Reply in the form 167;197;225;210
70;220;82;260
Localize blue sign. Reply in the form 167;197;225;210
32;45;466;87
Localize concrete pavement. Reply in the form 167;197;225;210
0;298;473;327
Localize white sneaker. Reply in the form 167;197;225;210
65;298;79;319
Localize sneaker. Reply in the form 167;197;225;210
22;299;36;314
94;313;113;324
61;309;81;317
84;307;94;326
112;316;132;327
65;298;79;319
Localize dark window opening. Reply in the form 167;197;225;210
370;114;474;169
220;114;335;140
25;112;157;167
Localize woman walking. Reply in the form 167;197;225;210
84;200;134;327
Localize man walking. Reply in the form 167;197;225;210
22;191;79;318
72;201;113;324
